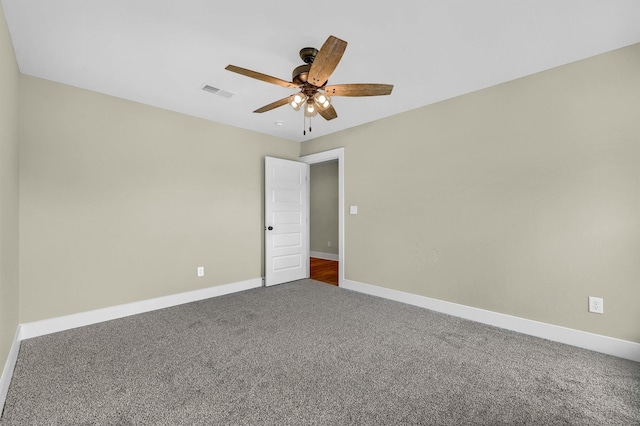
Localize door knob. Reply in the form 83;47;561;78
266;226;273;231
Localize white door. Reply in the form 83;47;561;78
265;157;309;286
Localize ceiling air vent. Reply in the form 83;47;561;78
201;84;234;98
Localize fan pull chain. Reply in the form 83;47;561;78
302;113;313;136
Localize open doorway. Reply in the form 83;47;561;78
309;160;339;285
300;148;344;286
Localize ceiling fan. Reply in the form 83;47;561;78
225;35;393;134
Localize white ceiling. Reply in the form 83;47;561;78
3;1;640;142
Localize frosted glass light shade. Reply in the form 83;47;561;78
290;92;306;111
304;100;317;117
313;92;331;110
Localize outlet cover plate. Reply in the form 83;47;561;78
588;296;603;314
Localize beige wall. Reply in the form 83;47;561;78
310;161;339;256
301;44;640;343
4;24;639;356
19;76;299;322
0;2;20;371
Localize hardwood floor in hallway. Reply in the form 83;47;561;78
310;257;338;286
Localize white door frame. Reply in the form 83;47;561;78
299;148;345;286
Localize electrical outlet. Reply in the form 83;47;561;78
327;241;331;247
197;266;204;277
588;296;603;314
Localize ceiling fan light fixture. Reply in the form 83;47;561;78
313;92;331;110
290;92;306;111
304;100;318;117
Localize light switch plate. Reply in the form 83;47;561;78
350;205;358;215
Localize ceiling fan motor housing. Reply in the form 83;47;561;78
292;64;311;85
292;47;319;85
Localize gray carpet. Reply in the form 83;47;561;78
1;280;639;425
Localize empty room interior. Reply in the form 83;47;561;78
1;1;639;424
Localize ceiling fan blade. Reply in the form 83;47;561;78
324;84;394;97
318;105;338;121
225;65;300;89
307;36;348;87
253;96;291;113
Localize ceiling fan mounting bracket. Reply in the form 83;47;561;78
299;47;319;64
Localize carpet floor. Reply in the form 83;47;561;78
1;280;639;425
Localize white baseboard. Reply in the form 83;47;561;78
310;251;339;261
342;279;640;363
20;278;262;340
0;326;22;414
